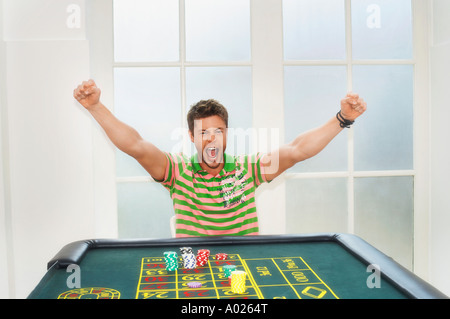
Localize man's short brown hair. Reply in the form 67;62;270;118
187;99;229;134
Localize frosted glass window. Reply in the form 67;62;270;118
284;66;348;172
186;67;252;156
283;0;346;60
114;0;179;62
114;67;182;177
286;178;348;234
352;65;413;171
354;177;413;269
117;182;174;238
185;0;251;62
352;0;413;60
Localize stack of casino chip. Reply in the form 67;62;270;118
178;247;195;269
179;247;193;255
182;253;196;269
230;270;247;294
196;249;210;267
215;253;228;260
163;251;178;271
223;265;236;278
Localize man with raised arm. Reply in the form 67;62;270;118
73;79;366;237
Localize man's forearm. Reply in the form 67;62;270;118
88;102;144;158
289;116;343;162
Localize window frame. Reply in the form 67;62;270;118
87;0;430;276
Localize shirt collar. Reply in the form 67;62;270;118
191;153;236;173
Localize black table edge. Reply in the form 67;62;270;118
44;233;448;299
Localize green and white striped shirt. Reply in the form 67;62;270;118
158;152;269;237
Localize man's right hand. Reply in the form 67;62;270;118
73;79;101;110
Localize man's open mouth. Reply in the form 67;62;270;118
205;147;219;159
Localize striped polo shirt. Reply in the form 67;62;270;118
158;152;269;237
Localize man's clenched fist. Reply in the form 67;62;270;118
73;79;101;110
340;92;367;122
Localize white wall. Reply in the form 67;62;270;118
1;0;97;298
0;92;10;299
0;0;11;298
429;0;450;297
0;128;10;299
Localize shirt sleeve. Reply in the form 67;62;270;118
155;152;176;191
250;152;270;187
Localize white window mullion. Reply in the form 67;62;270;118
411;0;431;279
284;170;416;180
251;0;286;234
179;0;189;154
345;0;355;234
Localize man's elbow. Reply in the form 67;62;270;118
122;139;146;160
289;142;314;164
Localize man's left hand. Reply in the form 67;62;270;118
340;92;367;121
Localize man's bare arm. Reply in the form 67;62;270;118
73;79;167;181
262;93;367;181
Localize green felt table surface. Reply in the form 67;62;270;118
29;240;408;299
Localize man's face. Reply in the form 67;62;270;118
189;115;228;171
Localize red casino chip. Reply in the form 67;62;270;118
196;249;210;267
215;253;228;260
